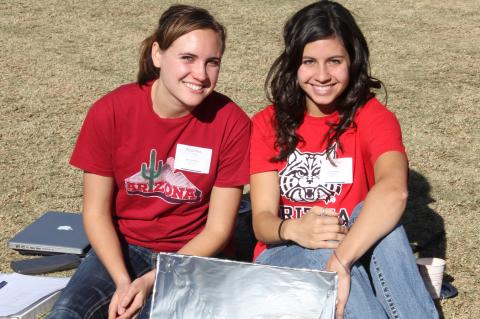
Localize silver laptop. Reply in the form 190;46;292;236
8;211;90;256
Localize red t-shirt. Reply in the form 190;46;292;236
70;82;251;252
250;98;405;259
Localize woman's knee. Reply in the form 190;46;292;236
257;244;331;270
48;284;111;319
373;224;412;258
47;254;115;319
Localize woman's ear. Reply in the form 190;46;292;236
151;42;162;68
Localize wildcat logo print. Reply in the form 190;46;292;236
124;149;202;204
279;147;342;203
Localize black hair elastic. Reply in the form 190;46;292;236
278;219;287;242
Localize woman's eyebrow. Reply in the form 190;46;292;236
178;52;221;61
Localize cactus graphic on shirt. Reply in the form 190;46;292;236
141;149;162;191
125;155;202;204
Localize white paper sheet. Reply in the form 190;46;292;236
0;273;70;316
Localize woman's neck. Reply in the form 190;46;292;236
150;80;194;119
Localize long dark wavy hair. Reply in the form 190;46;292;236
266;0;383;161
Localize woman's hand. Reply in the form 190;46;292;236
108;280;131;319
326;251;351;319
108;271;155;319
282;206;348;249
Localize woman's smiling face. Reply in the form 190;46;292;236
297;36;351;117
152;28;222;117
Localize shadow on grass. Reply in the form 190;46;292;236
402;169;447;318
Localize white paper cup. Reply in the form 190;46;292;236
416;257;446;299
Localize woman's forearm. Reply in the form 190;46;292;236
250;172;284;243
251;172;346;247
335;182;407;266
177;227;230;256
83;212;131;286
252;210;285;243
179;186;242;256
83;173;130;286
335;151;408;267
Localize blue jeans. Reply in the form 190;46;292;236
256;203;439;319
47;244;156;319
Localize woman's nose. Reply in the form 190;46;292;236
314;65;331;83
192;63;208;81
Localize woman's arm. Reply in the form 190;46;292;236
250;171;282;243
326;150;408;318
114;185;243;319
333;150;408;265
250;171;347;248
177;185;243;256
82;173;143;319
83;172;130;287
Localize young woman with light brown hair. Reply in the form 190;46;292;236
48;5;250;318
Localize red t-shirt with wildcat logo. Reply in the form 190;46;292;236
70;82;250;252
250;98;406;259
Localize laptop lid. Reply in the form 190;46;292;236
8;211;90;256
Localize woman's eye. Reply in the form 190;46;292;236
330;59;341;64
181;56;194;62
302;59;314;65
207;60;220;67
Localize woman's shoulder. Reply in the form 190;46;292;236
197;91;251;124
96;82;148;104
89;82;146;108
355;97;399;124
86;82;150;121
251;105;275;123
358;97;386;112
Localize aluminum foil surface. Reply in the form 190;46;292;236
150;252;337;319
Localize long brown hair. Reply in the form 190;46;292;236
138;5;226;85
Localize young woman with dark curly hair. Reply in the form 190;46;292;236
250;1;438;318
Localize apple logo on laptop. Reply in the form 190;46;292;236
57;225;73;231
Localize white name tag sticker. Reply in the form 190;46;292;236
319;158;353;184
174;144;212;174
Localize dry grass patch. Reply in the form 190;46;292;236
1;1;478;318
